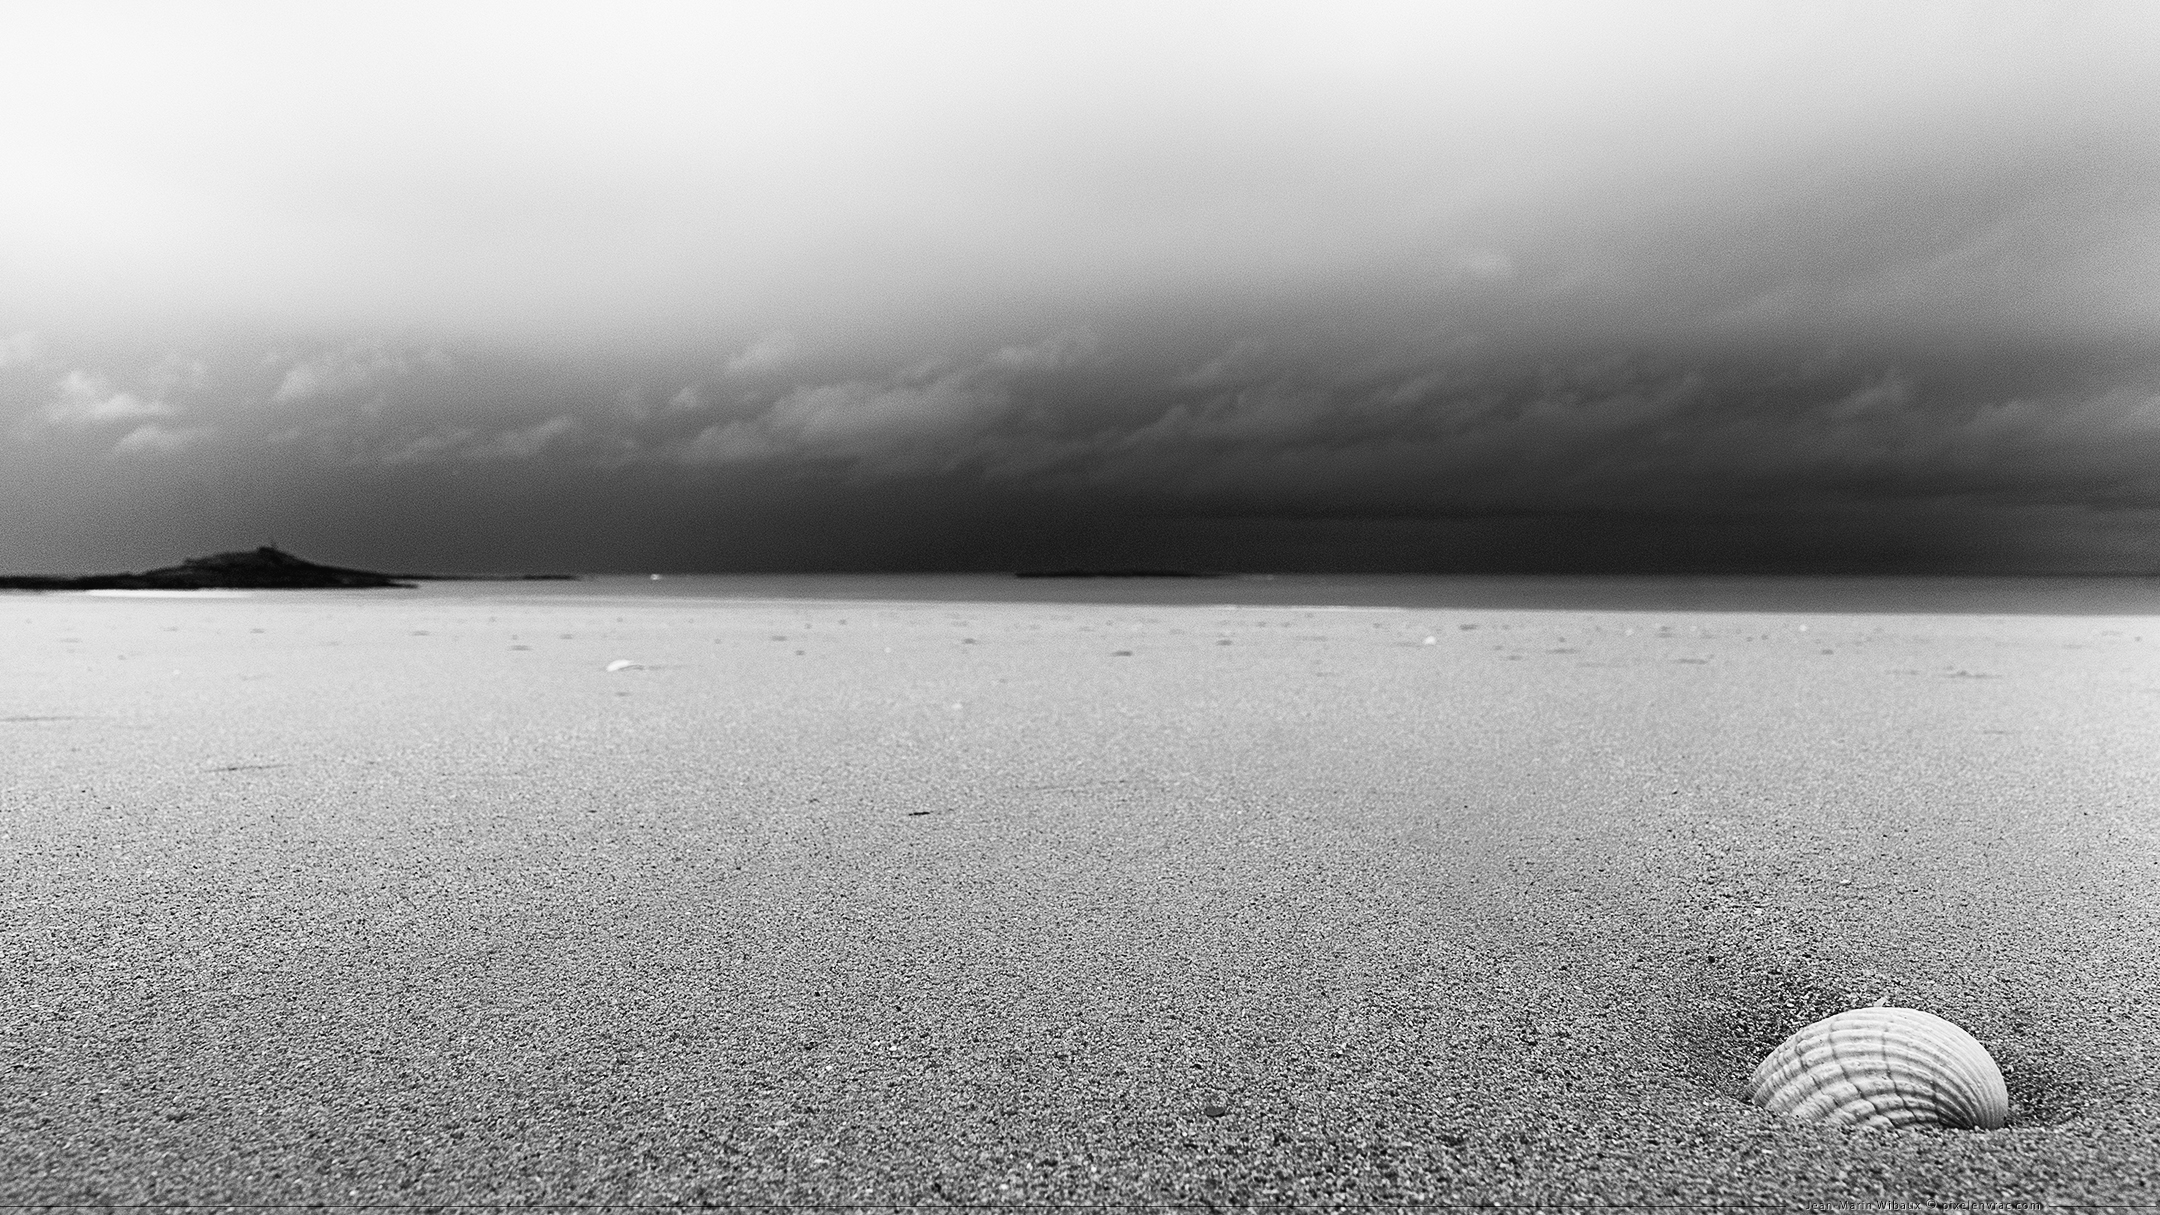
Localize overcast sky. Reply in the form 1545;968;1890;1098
4;0;2157;573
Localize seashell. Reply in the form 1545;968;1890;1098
1746;1007;2008;1131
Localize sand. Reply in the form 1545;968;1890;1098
3;586;2157;1208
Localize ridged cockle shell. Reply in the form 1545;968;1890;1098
1746;1007;2008;1130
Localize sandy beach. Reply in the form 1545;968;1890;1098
4;584;2157;1208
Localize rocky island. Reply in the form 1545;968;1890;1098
0;546;575;590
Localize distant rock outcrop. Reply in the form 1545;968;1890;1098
1014;569;1223;579
0;546;413;590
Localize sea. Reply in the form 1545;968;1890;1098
362;572;2160;616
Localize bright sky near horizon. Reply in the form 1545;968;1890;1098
4;1;2158;573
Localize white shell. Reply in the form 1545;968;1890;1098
1746;1007;2008;1131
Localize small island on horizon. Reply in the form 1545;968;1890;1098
0;546;579;591
1014;569;1224;579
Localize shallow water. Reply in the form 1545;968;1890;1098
371;572;2160;615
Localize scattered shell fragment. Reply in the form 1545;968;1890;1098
1746;1007;2008;1131
605;659;638;672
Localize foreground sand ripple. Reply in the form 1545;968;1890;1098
4;588;2158;1206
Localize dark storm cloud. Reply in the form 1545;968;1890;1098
5;308;2159;572
636;330;2160;530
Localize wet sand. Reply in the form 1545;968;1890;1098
4;588;2158;1207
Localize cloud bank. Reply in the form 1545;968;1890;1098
7;319;2155;572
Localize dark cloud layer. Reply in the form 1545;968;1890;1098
7;321;2156;574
